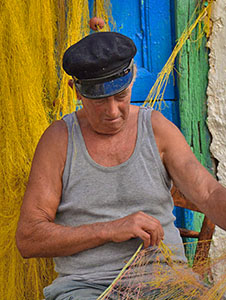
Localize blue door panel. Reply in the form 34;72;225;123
109;0;175;102
89;0;176;103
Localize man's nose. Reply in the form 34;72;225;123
105;96;119;117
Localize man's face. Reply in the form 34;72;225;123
80;84;133;135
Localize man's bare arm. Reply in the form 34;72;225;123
16;120;163;258
152;110;226;230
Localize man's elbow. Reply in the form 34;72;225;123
15;228;36;259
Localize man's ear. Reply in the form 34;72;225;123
76;89;82;100
68;79;82;100
68;79;74;89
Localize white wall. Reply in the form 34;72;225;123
207;0;226;279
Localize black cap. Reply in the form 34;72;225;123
63;32;137;99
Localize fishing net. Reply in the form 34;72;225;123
0;1;90;299
93;0;116;31
97;241;226;300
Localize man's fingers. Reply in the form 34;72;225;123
137;229;151;248
147;230;164;247
149;229;159;246
109;211;164;247
133;212;164;247
138;228;162;248
156;232;164;246
140;218;164;246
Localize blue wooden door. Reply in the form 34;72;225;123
90;0;179;125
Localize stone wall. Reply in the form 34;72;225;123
207;0;226;279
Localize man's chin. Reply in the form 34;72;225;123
96;124;124;135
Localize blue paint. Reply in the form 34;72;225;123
88;0;94;17
132;100;179;126
108;0;175;104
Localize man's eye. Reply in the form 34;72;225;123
94;99;105;104
116;92;127;99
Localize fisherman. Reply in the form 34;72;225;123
16;32;226;300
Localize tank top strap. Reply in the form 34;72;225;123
139;106;172;190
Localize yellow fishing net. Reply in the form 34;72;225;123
94;0;116;31
0;0;225;299
97;241;226;299
0;1;90;299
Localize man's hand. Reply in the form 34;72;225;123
107;211;164;248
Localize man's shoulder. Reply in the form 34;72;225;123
151;109;176;133
151;109;164;123
45;119;68;138
150;110;181;158
38;119;68;153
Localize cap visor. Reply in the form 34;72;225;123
75;70;133;99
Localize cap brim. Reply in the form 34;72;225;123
75;68;134;99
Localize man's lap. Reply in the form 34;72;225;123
43;279;200;300
43;279;108;300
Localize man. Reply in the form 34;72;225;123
16;32;226;300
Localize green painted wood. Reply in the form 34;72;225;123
174;0;214;263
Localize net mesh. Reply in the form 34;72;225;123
0;1;90;299
98;241;226;300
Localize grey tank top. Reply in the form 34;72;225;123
54;107;187;282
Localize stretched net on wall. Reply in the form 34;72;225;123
0;1;90;299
